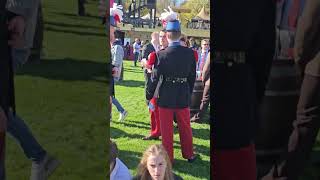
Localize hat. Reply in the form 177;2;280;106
110;3;123;27
166;20;180;32
160;6;180;32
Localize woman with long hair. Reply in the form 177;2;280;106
134;144;183;180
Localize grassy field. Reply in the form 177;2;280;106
6;1;108;179
111;61;211;180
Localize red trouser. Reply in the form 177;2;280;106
212;144;257;180
159;107;194;162
149;98;161;137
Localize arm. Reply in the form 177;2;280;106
6;0;40;48
188;51;197;94
6;0;38;18
193;50;198;62
294;0;320;69
146;56;161;100
113;45;124;67
202;52;210;83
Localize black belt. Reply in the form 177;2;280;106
214;51;246;66
165;77;187;83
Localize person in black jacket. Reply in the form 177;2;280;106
212;0;276;179
146;15;197;162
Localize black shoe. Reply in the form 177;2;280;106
142;136;159;140
187;154;199;163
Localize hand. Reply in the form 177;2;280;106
8;16;25;48
112;67;118;77
140;58;146;67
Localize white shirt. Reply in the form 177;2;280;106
133;42;141;54
110;158;132;180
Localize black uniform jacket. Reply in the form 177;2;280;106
213;0;276;149
146;45;196;109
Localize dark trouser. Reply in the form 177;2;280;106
191;84;210;122
78;0;85;16
263;74;320;180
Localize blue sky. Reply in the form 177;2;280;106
176;0;186;6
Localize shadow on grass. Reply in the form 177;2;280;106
116;149;142;173
174;158;210;179
112;120;150;130
44;21;104;30
172;142;210;157
111;126;145;140
51;12;102;20
125;120;153;127
124;68;144;74
172;124;210;141
45;26;105;37
192;128;210;141
16;58;106;82
115;80;145;88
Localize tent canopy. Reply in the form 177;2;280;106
193;6;210;21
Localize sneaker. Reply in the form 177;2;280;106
118;110;128;122
30;154;60;180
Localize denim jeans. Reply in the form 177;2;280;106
112;96;125;113
134;52;139;66
7;111;46;162
11;48;30;72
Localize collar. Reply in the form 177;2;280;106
168;41;181;47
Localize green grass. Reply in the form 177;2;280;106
6;0;108;179
111;61;211;180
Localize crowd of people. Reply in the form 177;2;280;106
107;3;210;180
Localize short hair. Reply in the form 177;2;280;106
167;31;181;41
179;33;189;47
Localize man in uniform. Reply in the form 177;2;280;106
141;29;168;140
146;8;197;162
262;0;320;179
212;0;276;179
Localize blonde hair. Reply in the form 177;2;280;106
201;39;209;45
137;144;174;180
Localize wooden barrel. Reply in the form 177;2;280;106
190;80;204;116
255;59;300;161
